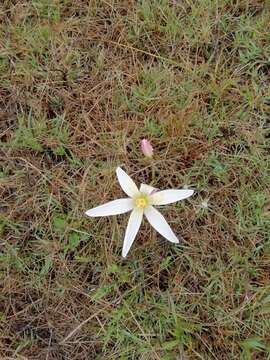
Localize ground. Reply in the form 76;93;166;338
1;1;270;359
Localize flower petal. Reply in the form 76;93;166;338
140;183;156;195
122;209;143;257
116;167;138;197
144;206;179;243
150;189;194;206
85;198;133;217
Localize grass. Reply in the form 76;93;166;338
1;0;270;359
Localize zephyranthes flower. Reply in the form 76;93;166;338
141;139;153;158
85;167;194;257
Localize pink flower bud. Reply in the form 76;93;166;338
141;139;153;158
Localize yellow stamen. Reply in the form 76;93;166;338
135;196;148;209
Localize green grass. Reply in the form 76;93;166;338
1;0;270;359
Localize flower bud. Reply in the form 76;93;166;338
141;139;153;158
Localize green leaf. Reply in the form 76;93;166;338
68;232;81;251
92;285;113;301
53;146;66;156
161;339;179;350
108;263;119;274
241;337;266;351
40;256;53;275
160;256;172;270
53;216;67;231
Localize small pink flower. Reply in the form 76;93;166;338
141;139;153;158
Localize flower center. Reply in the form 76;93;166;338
134;194;148;209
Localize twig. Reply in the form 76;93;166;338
59;304;111;345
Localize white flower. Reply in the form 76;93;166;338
85;167;194;257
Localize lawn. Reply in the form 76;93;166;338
1;1;270;359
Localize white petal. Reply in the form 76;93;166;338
122;209;143;257
144;206;179;243
85;198;133;217
150;189;194;206
140;183;156;195
116;167;138;197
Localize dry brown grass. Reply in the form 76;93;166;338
1;1;270;359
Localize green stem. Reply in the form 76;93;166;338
151;163;155;182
